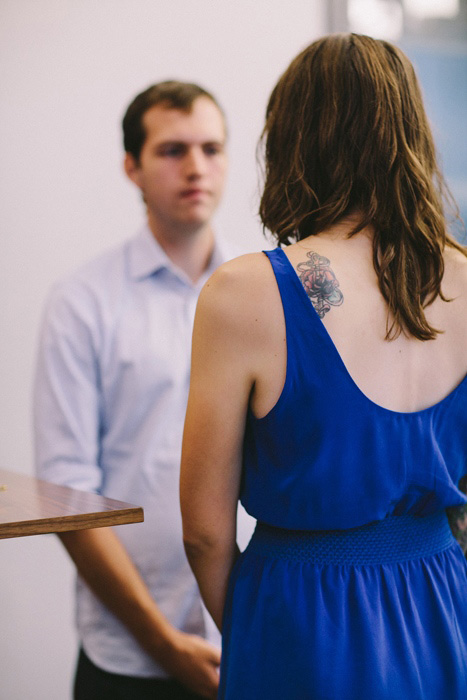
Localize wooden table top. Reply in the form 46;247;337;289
0;468;144;539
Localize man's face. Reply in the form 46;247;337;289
125;97;227;236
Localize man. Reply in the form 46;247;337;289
34;81;231;700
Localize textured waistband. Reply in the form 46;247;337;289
247;513;455;565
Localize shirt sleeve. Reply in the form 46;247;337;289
33;280;104;493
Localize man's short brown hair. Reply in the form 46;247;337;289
122;80;225;162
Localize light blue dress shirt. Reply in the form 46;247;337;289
34;225;233;677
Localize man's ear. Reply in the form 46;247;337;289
124;152;141;187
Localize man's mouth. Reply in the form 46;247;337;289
180;188;209;199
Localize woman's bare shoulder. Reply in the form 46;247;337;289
197;252;280;334
208;251;274;283
201;252;275;303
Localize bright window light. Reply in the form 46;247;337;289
403;0;459;20
348;0;404;41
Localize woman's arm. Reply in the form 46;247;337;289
180;260;259;630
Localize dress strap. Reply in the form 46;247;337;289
263;248;333;365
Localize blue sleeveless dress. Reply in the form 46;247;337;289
219;248;467;699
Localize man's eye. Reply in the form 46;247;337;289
160;145;185;157
203;144;222;156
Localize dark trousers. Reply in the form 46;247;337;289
74;648;206;700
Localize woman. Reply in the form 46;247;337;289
180;34;467;699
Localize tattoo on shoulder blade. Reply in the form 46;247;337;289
297;252;344;318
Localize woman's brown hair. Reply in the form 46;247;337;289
260;33;466;340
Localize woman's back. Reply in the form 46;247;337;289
249;223;467;419
227;224;467;532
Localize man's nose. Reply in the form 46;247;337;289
184;147;207;178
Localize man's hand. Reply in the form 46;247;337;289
161;631;221;699
58;529;221;696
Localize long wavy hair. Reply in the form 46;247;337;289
259;33;466;340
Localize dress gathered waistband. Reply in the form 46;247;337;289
247;513;455;565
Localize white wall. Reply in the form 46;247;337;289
0;2;326;697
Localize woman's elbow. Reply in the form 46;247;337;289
182;521;232;563
183;530;217;566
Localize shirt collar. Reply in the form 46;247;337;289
128;225;172;280
128;224;226;286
